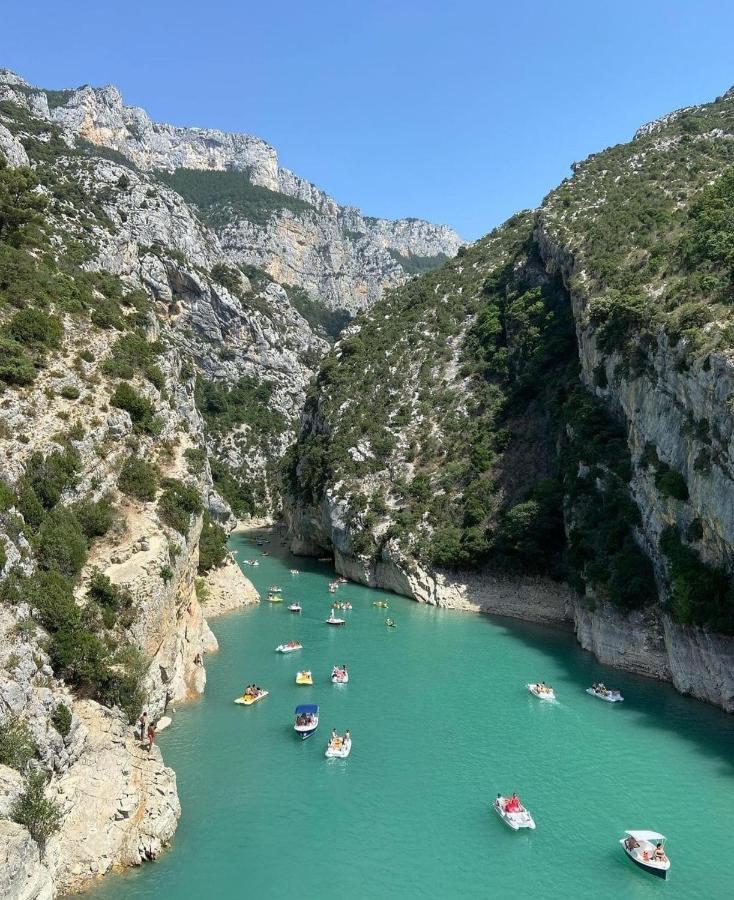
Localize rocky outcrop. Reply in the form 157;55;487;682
198;555;260;619
0;69;464;317
0;820;53;900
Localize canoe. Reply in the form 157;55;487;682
234;690;268;706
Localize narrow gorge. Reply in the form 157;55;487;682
2;64;734;899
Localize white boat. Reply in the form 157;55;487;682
326;616;346;626
337;577;348;584
275;642;303;653
620;831;670;879
328;584;337;594
269;585;282;593
494;795;535;830
325;734;352;758
527;682;555;700
290;569;300;575
586;684;623;703
331;666;349;684
288;603;302;613
294;704;319;740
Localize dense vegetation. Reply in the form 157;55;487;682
387;249;451;276
156;167;315;228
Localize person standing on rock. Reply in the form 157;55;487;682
138;711;148;742
147;720;157;751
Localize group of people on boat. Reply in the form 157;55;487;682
331;665;348;679
624;836;667;862
329;727;351;747
532;681;553;695
296;711;316;727
590;682;621;698
501;792;524;813
332;601;352;610
243;684;264;699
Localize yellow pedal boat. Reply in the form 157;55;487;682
296;671;313;685
234;689;269;706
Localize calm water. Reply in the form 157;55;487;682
88;530;734;899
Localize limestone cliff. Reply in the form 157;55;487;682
0;69;464;318
286;86;734;712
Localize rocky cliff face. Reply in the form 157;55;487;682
0;70;463;318
286;86;734;712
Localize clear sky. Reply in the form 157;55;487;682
2;1;734;239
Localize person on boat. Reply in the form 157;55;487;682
331;728;338;741
653;843;667;862
343;729;351;743
505;793;521;812
625;836;639;850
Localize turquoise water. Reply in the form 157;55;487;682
89;530;734;899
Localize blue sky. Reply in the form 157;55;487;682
2;1;734;238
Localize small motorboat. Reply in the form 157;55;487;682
373;600;389;608
295;671;313;686
288;603;302;613
234;688;268;706
331;666;349;684
294;704;319;740
276;642;303;653
385;618;397;628
268;594;283;603
620;831;670;879
328;584;338;594
290;569;300;575
527;682;555;700
269;585;282;593
325;732;352;758
244;559;259;567
326;616;346;626
494;794;535;830
586;683;623;703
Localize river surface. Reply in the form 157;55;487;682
89;529;734;899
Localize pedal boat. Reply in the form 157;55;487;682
331;667;349;684
276;642;303;653
527;682;555;700
494;795;535;830
326;616;346;626
373;600;389;608
294;704;319;740
234;689;268;706
295;671;313;686
268;585;282;593
620;831;670;879
325;734;352;758
268;594;283;603
288;603;302;613
586;685;623;702
385;618;397;628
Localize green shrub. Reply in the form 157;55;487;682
183;447;207;475
60;384;81;400
117;455;159;501
35;506;88;576
198;512;227;573
655;466;689;501
0;713;38;770
660;526;734;633
51;703;72;738
71;495;115;539
0;538;6;572
11;770;63;846
160;565;174;583
111;383;159;433
7;308;62;349
157;478;202;533
22;448;80;511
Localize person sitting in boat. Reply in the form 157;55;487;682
653;843;667;862
343;729;351;743
505;793;521;812
331;728;338;741
624;836;639;851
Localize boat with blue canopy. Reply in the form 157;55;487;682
294;704;319;740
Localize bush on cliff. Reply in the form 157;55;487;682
157;478;203;534
0;712;38;771
198;511;228;574
11;770;63;846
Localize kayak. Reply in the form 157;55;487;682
234;690;269;706
296;671;313;686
